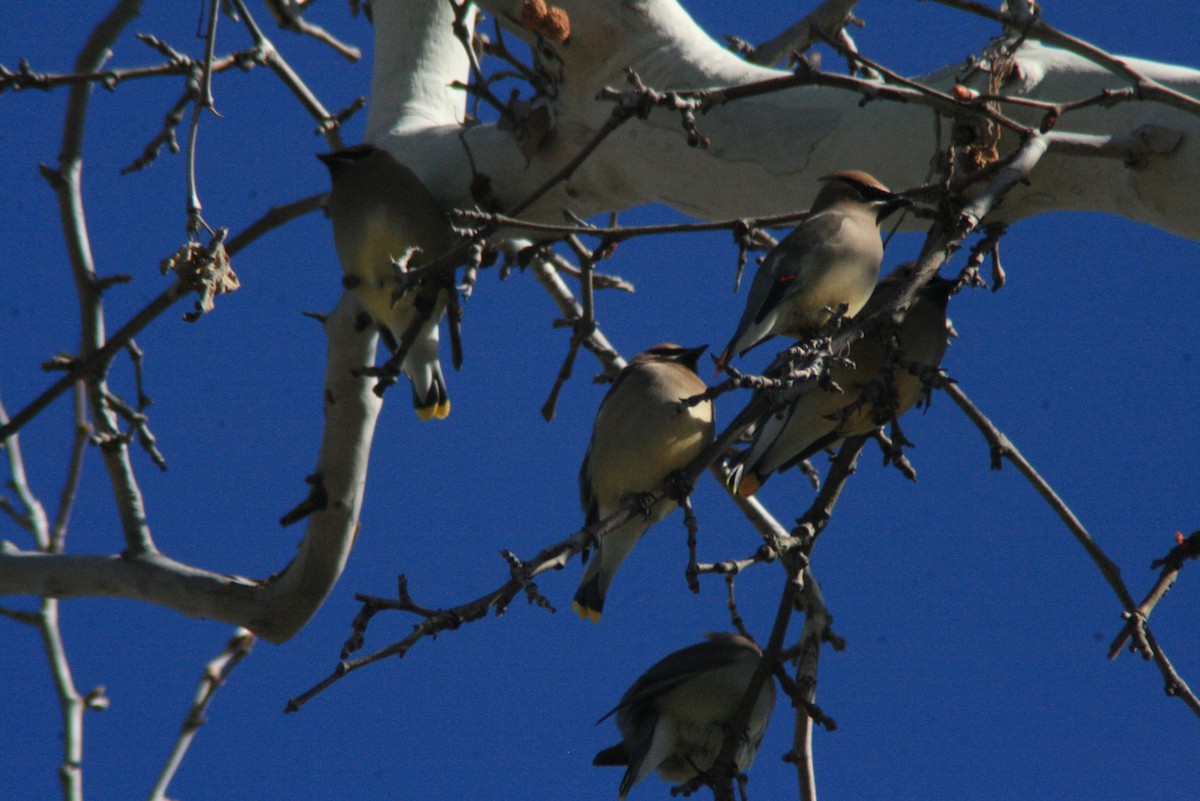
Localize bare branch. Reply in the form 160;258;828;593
744;0;864;69
148;628;255;801
1109;531;1200;659
262;0;362;62
929;0;1200;116
943;381;1200;717
0;295;385;645
227;0;348;150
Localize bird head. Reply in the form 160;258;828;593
636;343;709;374
816;170;913;223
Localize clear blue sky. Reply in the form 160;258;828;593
2;2;1198;799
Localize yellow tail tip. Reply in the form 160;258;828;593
571;600;602;623
415;399;451;421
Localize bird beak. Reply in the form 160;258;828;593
876;195;915;223
673;343;709;374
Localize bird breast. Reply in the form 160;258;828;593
587;367;713;516
652;662;774;781
777;212;882;336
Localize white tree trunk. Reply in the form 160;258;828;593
370;0;1200;239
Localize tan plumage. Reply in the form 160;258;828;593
593;632;776;799
318;144;456;421
730;270;954;497
574;345;715;622
718;170;911;368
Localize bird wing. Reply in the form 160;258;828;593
578;365;633;525
597;637;757;723
578;444;599;527
721;212;849;362
749;212;847;327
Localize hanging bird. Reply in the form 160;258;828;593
574;344;715;622
729;271;954;498
717;170;911;369
318;144;456;421
593;632;776;799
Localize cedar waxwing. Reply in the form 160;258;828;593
574;344;715;622
717;170;911;369
593;632;776;799
318;144;455;421
729;271;954;498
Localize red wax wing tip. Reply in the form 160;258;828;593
714;351;730;374
1177;531;1186;545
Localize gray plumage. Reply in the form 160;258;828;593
718;170;911;368
593;632;776;799
574;344;715;622
729;271;954;497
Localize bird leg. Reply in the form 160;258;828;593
668;754;746;800
622;491;659;519
663;469;696;506
681;494;701;594
873;425;917;481
901;356;953;408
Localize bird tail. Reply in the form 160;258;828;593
572;575;605;623
724;454;764;499
403;322;451;421
592;743;630;766
572;518;646;622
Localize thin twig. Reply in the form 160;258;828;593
928;0;1200;116
1108;531;1200;659
943;381;1200;716
453;208;809;242
394;68;671;293
48;0;160;559
148;628;255;801
0;188;315;444
0;45;255;93
706;561;803;801
184;0;221;235
262;0;362;62
1;397;102;801
228;0;346;149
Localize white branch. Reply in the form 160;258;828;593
749;0;863;68
370;0;1200;240
0;294;382;644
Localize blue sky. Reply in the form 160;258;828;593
2;2;1198;800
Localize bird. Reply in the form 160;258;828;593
717;170;912;370
573;344;715;622
728;270;954;498
318;144;456;421
593;632;776;799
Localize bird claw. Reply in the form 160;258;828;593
663;471;695;505
624;491;657;519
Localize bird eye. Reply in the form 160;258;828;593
861;185;896;203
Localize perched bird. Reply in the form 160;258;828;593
728;271;954;498
593;632;776;799
717;170;912;369
574;344;715;622
318;144;456;421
